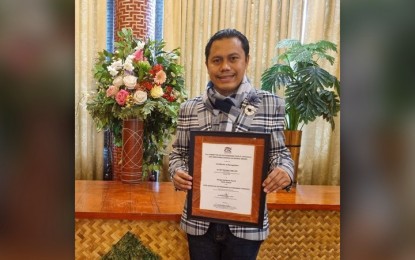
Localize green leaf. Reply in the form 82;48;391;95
261;64;294;92
261;39;340;130
276;39;301;49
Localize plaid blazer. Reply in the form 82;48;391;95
169;81;294;241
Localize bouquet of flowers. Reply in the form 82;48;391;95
87;28;187;176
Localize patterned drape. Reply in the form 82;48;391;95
75;0;107;180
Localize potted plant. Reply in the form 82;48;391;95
261;39;340;183
86;28;187;181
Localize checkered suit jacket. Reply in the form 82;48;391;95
169;80;294;241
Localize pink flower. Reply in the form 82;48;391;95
133;49;146;61
154;70;167;85
115;89;129;105
106;85;118;97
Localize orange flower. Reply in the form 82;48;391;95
154;70;167;85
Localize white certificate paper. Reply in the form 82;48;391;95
200;143;255;214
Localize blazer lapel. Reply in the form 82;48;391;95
234;90;263;133
196;99;212;131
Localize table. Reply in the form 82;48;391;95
75;181;340;259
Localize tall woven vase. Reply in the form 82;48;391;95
120;118;144;184
284;130;302;185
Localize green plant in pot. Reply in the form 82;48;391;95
261;39;340;183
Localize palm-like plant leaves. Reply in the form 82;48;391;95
261;39;340;130
261;64;294;92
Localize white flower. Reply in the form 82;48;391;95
123;75;138;89
112;76;123;87
108;66;119;76
135;40;145;50
107;59;123;76
244;105;256;116
123;55;135;71
150;85;164;98
133;90;147;104
173;90;180;98
123;62;133;71
111;59;123;70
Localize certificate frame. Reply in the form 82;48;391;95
187;131;270;228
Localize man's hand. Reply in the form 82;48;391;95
172;169;193;191
262;167;291;193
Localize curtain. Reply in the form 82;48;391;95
163;0;340;185
298;0;340;185
164;0;298;96
75;0;107;180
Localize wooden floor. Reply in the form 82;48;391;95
75;180;340;220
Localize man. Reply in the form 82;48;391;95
169;28;294;260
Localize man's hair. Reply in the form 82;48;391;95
204;28;250;62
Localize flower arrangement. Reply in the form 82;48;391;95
87;28;187;177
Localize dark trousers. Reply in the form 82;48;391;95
187;223;263;260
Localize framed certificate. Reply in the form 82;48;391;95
187;131;270;228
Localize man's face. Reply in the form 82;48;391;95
205;37;249;96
